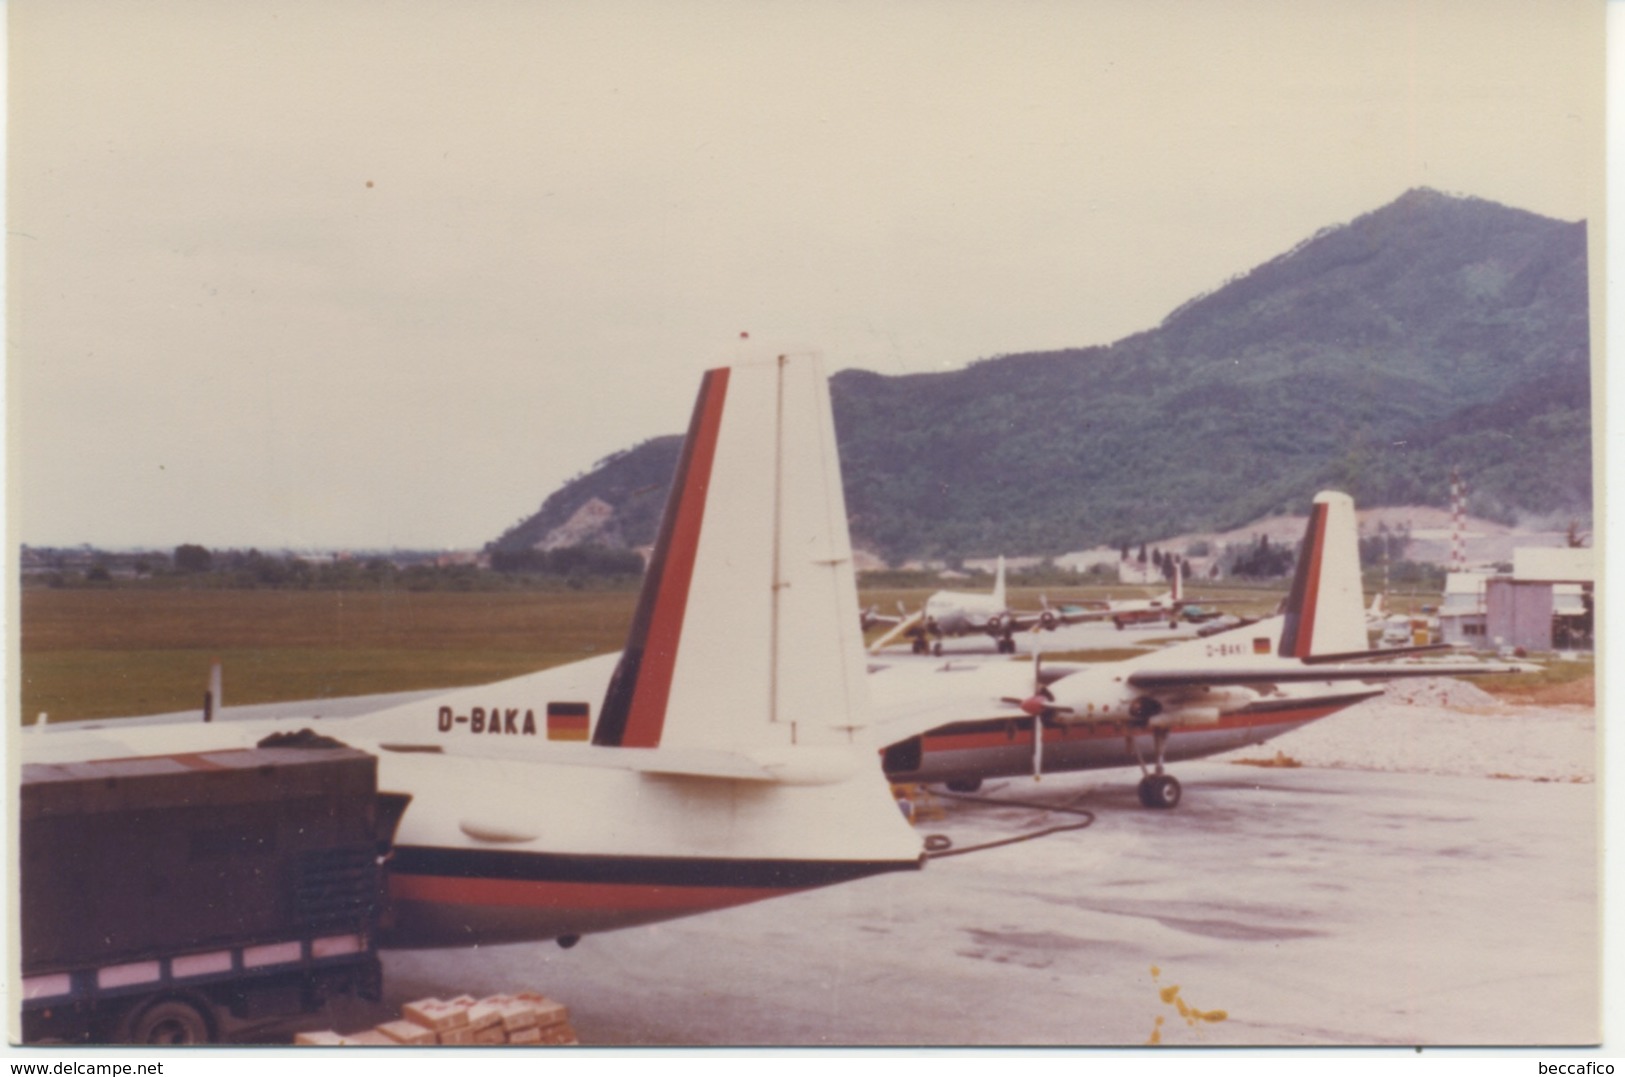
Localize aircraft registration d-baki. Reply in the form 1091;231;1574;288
22;355;925;948
866;491;1530;809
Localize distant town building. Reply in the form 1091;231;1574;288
1437;571;1489;647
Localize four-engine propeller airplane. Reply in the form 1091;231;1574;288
868;492;1529;809
864;556;1078;655
21;356;925;950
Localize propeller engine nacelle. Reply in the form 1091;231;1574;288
1021;670;1251;728
1020;667;1140;723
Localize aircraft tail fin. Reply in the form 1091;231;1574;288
1171;561;1183;604
1278;491;1369;658
594;355;869;753
991;555;1008;610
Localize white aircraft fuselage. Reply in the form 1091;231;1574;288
870;492;1525;807
20;357;925;951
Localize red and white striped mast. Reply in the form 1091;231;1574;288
1449;466;1467;572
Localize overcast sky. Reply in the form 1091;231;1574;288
6;0;1607;550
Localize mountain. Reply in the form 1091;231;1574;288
492;189;1592;564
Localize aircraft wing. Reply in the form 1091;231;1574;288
1001;605;1123;632
864;659;1036;740
1126;659;1532;691
866;608;926;653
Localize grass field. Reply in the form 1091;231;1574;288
19;582;1585;724
19;590;637;723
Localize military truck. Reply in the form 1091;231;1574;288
19;742;392;1044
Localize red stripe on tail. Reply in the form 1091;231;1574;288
598;368;731;749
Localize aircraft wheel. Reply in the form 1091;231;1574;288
945;778;983;793
1137;774;1182;810
911;638;927;655
121;997;214;1045
932;642;944;657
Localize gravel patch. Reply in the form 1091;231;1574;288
1225;679;1596;784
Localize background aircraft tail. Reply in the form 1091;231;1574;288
991;555;1008;610
1278;491;1369;658
594;355;870;753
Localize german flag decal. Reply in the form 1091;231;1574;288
547;703;591;742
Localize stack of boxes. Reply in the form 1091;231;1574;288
295;992;578;1046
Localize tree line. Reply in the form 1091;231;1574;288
21;543;646;592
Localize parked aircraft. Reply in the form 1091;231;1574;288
870;492;1527;809
21;356;925;948
1076;567;1190;629
865;557;1074;655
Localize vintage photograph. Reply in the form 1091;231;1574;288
6;0;1606;1055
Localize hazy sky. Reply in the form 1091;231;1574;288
7;0;1607;550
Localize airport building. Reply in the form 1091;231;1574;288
1438;548;1593;653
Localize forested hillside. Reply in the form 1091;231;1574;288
493;189;1592;563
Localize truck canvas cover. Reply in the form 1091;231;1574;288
20;746;380;974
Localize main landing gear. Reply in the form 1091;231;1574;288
1128;724;1182;809
1138;773;1181;809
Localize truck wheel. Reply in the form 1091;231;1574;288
123;998;213;1045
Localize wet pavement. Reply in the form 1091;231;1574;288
361;761;1599;1047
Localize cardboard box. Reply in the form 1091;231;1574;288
377;1020;436;1045
437;1027;476;1046
535;1023;580;1046
294;1030;347;1046
403;997;469;1033
507;1027;542;1045
344;1030;399;1046
495;999;537;1032
474;1026;508;1045
514;992;570;1029
465;1000;504;1033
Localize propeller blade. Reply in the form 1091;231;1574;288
868;606;924;653
1032;706;1044;781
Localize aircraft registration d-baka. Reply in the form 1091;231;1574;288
22;356;923;947
869;492;1528;809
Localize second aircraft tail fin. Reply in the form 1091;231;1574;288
1278;491;1369;659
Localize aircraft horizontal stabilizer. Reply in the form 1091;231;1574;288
594;745;862;785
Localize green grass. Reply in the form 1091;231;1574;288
20;590;637;724
1471;658;1594;706
1035;647;1156;664
15;581;1312;724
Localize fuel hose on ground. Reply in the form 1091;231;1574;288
920;788;1096;860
